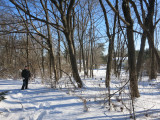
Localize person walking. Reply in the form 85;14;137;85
21;66;31;90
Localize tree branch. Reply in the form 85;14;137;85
129;0;144;29
99;0;111;38
9;0;64;31
105;0;130;26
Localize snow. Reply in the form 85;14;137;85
0;67;160;120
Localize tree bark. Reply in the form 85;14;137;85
130;0;157;80
55;17;62;79
147;0;156;79
136;31;146;78
41;0;58;86
52;0;83;88
65;32;83;88
99;0;117;88
122;0;140;98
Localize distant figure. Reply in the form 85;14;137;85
21;66;31;90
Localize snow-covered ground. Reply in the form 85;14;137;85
0;67;160;120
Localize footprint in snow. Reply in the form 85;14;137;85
35;111;47;120
38;102;50;109
10;93;23;99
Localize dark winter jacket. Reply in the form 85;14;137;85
21;69;31;79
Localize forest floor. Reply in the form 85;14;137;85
0;66;160;120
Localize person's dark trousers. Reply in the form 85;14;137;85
21;78;29;90
25;78;28;89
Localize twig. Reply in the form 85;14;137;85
17;102;24;109
104;79;130;104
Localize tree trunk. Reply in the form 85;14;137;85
78;15;87;77
41;39;45;79
57;31;62;78
77;16;82;72
65;32;83;88
148;0;156;79
99;0;117;88
44;0;58;85
89;11;94;78
56;18;62;79
58;0;83;88
122;0;140;98
148;26;156;79
136;31;146;78
136;0;156;80
86;48;89;77
26;31;29;66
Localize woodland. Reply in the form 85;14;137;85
0;0;160;101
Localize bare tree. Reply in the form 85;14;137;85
9;0;83;88
129;0;160;80
105;0;140;98
130;0;156;79
50;0;83;87
122;0;140;98
99;0;118;108
76;1;89;78
99;0;117;88
40;0;58;87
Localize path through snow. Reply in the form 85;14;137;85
0;69;160;120
0;79;107;120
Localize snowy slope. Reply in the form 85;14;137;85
0;79;107;120
0;68;160;120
